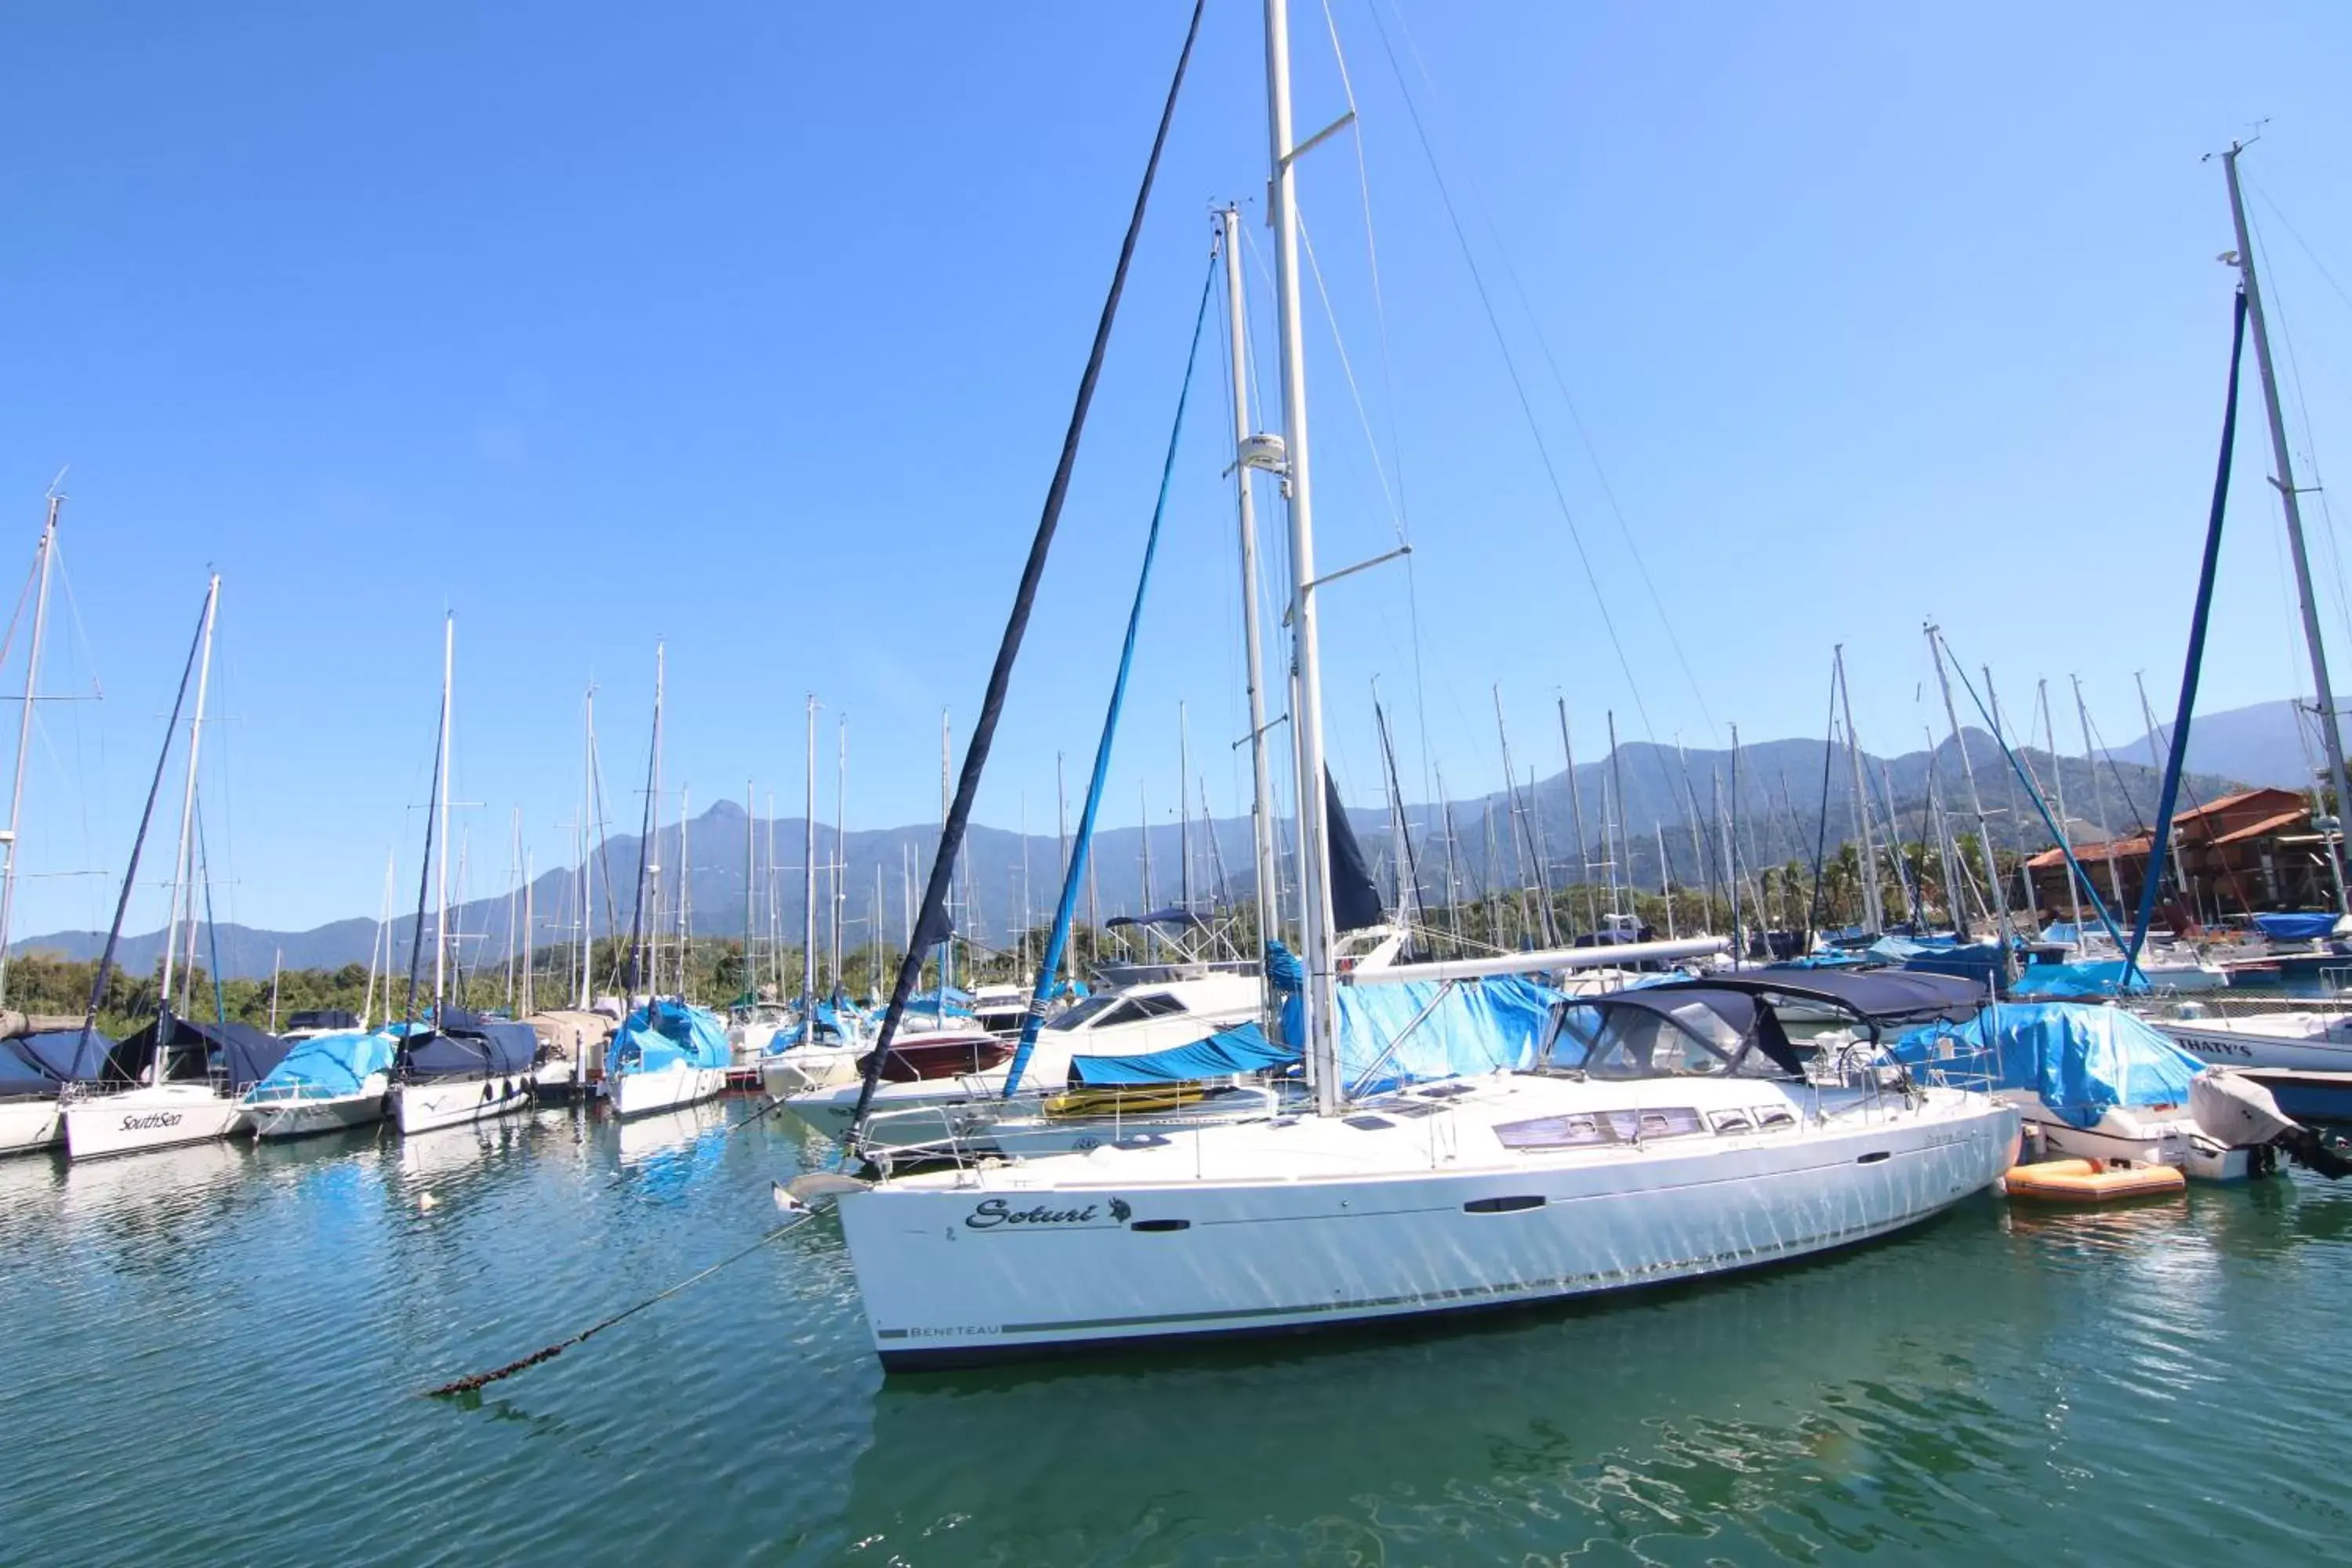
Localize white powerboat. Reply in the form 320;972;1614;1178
2146;1001;2352;1073
782;971;1266;1149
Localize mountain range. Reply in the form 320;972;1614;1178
24;700;2304;981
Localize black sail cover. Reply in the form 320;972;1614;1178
1325;770;1383;934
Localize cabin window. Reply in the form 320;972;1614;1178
1125;993;1189;1019
1044;994;1123;1031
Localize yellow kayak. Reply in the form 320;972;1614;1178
1042;1081;1210;1120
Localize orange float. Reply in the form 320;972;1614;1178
2002;1157;2186;1203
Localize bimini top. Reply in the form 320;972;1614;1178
1636;968;1987;1025
397;1008;537;1080
102;1014;289;1091
246;1029;398;1102
605;998;729;1078
1541;987;1806;1080
1891;1001;2201;1129
0;1028;114;1096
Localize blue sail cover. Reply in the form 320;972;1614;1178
1337;975;1564;1092
2255;912;2344;942
249;1029;398;1100
606;999;729;1078
1069;1020;1295;1085
2013;960;2149;999
0;1029;114;1095
398;1014;536;1079
1892;1002;2201;1128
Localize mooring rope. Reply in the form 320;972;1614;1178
423;1205;822;1398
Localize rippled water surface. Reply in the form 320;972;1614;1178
8;1098;2350;1565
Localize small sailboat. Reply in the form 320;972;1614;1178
241;1026;399;1140
385;615;537;1136
603;997;731;1117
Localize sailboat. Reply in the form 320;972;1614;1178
797;0;2018;1367
64;576;295;1160
387;616;535;1135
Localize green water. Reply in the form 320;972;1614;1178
7;1098;2349;1566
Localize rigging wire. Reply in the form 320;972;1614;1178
1354;0;1679;811
1371;0;1721;747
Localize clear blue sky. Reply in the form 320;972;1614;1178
4;0;2351;938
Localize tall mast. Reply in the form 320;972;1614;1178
804;693;819;1010
1056;752;1073;985
1263;0;1341;1112
1435;760;1466;954
430;611;451;1011
1833;645;1883;933
365;848;394;1028
1178;701;1193;916
154;575;220;1064
1928;622;2015;972
504;805;521;1010
0;495;58;1005
521;854;534;1015
2071;674;2127;913
1556;698;1599;935
2042;681;2085;935
2223;142;2352;910
2136;670;2212;920
677;786;691;998
1607;710;1632;924
1220;204;1282;963
833;716;848;993
744;776;756;999
576;685;596;1011
938;709;952;994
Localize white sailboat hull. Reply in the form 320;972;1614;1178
245;1091;387;1141
63;1084;246;1160
0;1095;64;1156
606;1061;729;1119
392;1075;530;1135
837;1081;2019;1369
761;1046;861;1098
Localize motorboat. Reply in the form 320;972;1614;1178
62;1014;289;1160
808;968;2021;1369
780;971;1266;1150
388;1008;537;1135
2143;998;2352;1073
240;1026;400;1140
603;997;731;1118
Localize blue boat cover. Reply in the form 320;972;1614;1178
0;1029;114;1094
606;999;729;1078
1893;1002;2201;1128
103;1016;289;1091
2255;912;2343;942
1336;975;1563;1092
248;1029;397;1100
1901;942;2010;994
2013;960;2150;999
1069;1020;1294;1084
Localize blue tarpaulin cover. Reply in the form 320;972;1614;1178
1069;1020;1294;1084
2255;912;2344;942
1892;1001;2201;1128
248;1029;397;1100
1336;975;1564;1092
2013;960;2150;998
606;999;729;1078
0;1029;114;1095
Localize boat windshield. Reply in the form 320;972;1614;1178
1044;994;1124;1032
1546;999;1754;1080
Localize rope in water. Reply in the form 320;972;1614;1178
423;1207;821;1398
600;1086;796;1189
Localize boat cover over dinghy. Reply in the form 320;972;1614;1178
1892;1002;2198;1128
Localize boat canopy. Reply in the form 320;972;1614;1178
2254;911;2345;942
0;1028;114;1095
1541;987;1805;1079
605;998;729;1078
1069;1019;1292;1085
247;1029;397;1101
1106;908;1207;931
285;1007;361;1032
1636;968;1987;1026
103;1015;289;1091
1891;1001;2201;1128
397;1008;536;1079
